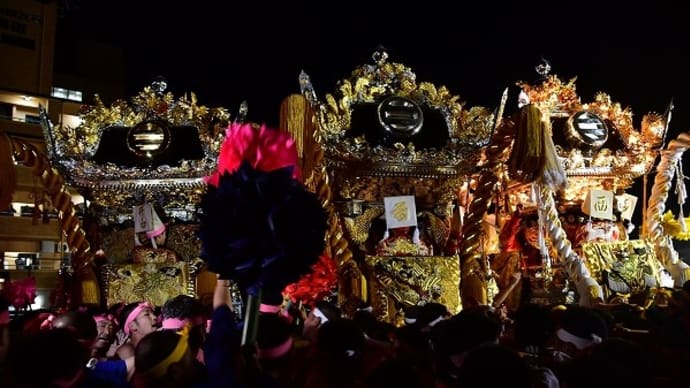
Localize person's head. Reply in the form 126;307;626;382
403;305;421;326
550;306;608;358
52;310;98;349
514;303;554;348
416;302;450;330
256;313;294;369
9;328;89;387
133;328;196;388
120;301;157;340
161;295;205;329
92;312;118;353
430;307;502;383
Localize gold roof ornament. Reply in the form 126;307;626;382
300;47;495;179
517;64;669;202
40;78;231;220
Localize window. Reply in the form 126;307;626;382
51;87;83;102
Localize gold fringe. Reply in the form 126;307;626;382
508;105;544;182
507;105;566;191
0;131;17;210
79;267;101;305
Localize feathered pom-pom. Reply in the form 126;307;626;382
283;255;338;306
199;161;327;295
205;123;300;187
1;276;37;309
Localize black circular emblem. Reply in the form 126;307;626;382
566;111;608;149
377;96;424;138
126;120;171;158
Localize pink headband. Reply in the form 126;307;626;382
124;302;152;336
161;317;188;330
146;224;166;239
259;304;282;314
94;314;118;326
258;337;293;360
259;304;293;324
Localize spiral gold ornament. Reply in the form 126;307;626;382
458;119;514;306
306;109;360;303
9;137;94;269
7;136;99;308
645;132;690;285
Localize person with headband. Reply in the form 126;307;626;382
548;306;608;362
116;301;157;359
132;325;205;387
92;312;119;361
160;295;208;365
51;310;134;386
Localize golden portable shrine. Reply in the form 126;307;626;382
2;48;690;325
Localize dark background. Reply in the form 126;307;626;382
53;1;690;256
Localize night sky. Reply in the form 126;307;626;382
53;1;690;248
54;1;690;131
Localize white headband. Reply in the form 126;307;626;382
556;328;602;350
312;307;329;324
427;315;445;328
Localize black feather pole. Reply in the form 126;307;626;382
199;160;327;342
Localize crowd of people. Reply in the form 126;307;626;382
1;278;690;387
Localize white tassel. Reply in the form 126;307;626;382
412;227;421;245
675;161;687;233
536;186;548;258
586;218;594;240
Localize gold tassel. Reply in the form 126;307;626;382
508;105;543;182
0;131;17;210
507;105;566;191
78;267;101;305
539;116;567;192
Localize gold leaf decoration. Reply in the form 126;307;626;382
365;255;460;325
309;50;493;174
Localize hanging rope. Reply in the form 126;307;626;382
675;160;687;232
534;183;549;258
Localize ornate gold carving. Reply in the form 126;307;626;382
40;86;230;220
334;175;461;206
166;224;202;263
53;89;229;160
520;75;665;185
103;261;191;306
520;75;580;115
377;235;431;257
581;239;662;297
308;51;493;178
364;255;460;324
343;207;384;245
